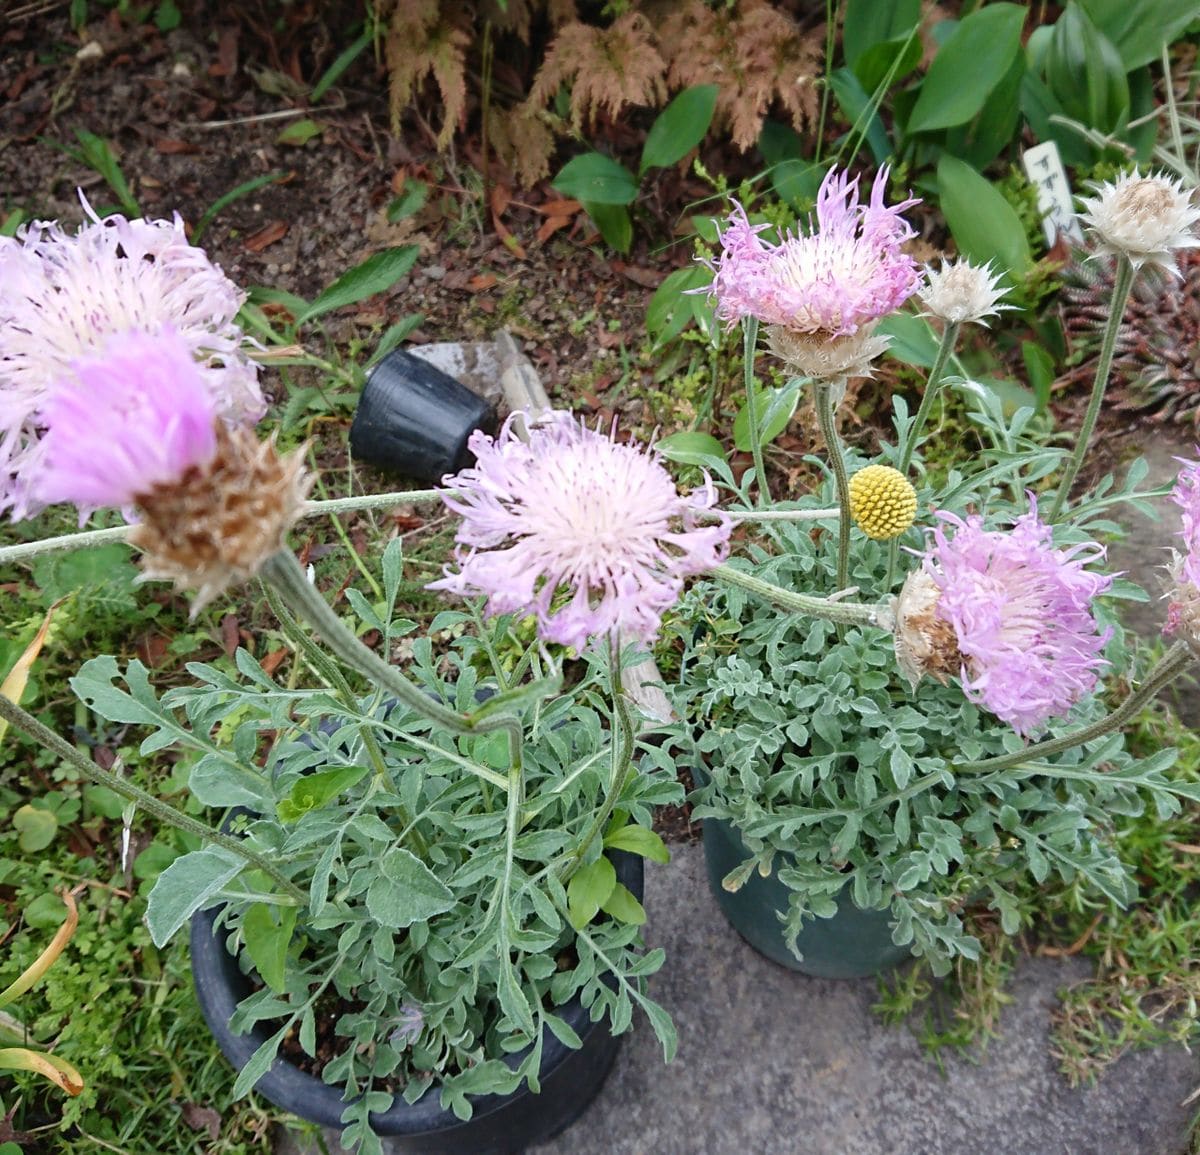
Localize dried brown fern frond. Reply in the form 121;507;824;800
1059;247;1200;425
382;0;471;148
490;100;558;187
660;0;819;151
528;11;666;131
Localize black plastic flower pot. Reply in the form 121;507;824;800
703;815;912;979
189;852;641;1154
349;349;497;484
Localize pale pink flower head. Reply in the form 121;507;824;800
704;167;921;344
0;195;263;520
430;413;731;651
1165;453;1200;640
917;500;1112;737
34;328;220;513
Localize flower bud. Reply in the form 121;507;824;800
1078;171;1200;276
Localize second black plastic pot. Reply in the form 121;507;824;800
703;815;912;979
349;349;497;483
189;852;641;1154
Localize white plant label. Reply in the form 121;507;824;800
1022;141;1084;247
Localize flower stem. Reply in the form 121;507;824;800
560;645;637;880
896;320;961;476
0;490;449;566
726;507;841;523
740;318;768;504
954;641;1193;774
711;562;888;627
259;549;523;762
814;378;852;592
1048;254;1135;522
0;694;307;905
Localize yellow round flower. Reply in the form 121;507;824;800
848;465;917;540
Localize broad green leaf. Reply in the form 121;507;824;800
552;153;638;205
646;265;711;348
145;847;245;947
733;380;801;452
1022;340;1056;415
640;85;718;174
852;30;923;95
242;903;298;993
1046;4;1128;136
604;824;670;863
878;312;940;368
369;313;423;364
566;856;617;929
387;181;428;223
13;806;57;853
842;0;921;68
365;848;455;929
655;431;728;471
296;246;419;325
583;201;633;253
277;765;369;823
936;155;1032;277
906;4;1027;133
599;882;646;925
1079;0;1200;69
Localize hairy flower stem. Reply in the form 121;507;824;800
261;580;429;855
0;694;307;904
0;490;449;565
1049;254;1135;522
259;550;524;765
741;318;768;505
885;322;963;591
954;641;1193;774
560;647;637;881
897;321;961;476
711;562;887;627
814;378;852;593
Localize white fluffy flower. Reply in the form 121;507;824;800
1078;171;1200;275
0;195;263;520
918;259;1010;326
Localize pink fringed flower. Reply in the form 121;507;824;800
1165;454;1200;640
703;167;921;376
0;196;263;520
35;329;219;512
430;414;731;651
919;502;1112;736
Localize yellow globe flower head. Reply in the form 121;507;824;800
848;465;917;540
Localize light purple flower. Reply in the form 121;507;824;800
430;413;731;651
35;329;219;512
921;501;1112;736
0;195;262;520
1165;454;1200;639
703;167;921;337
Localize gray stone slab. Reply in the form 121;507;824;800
530;843;1198;1155
274;842;1198;1155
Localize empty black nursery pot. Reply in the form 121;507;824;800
349;349;497;483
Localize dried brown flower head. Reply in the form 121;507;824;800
131;425;311;614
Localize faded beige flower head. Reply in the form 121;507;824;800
890;569;960;690
918;259;1010;326
1078;171;1200;275
765;323;891;381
